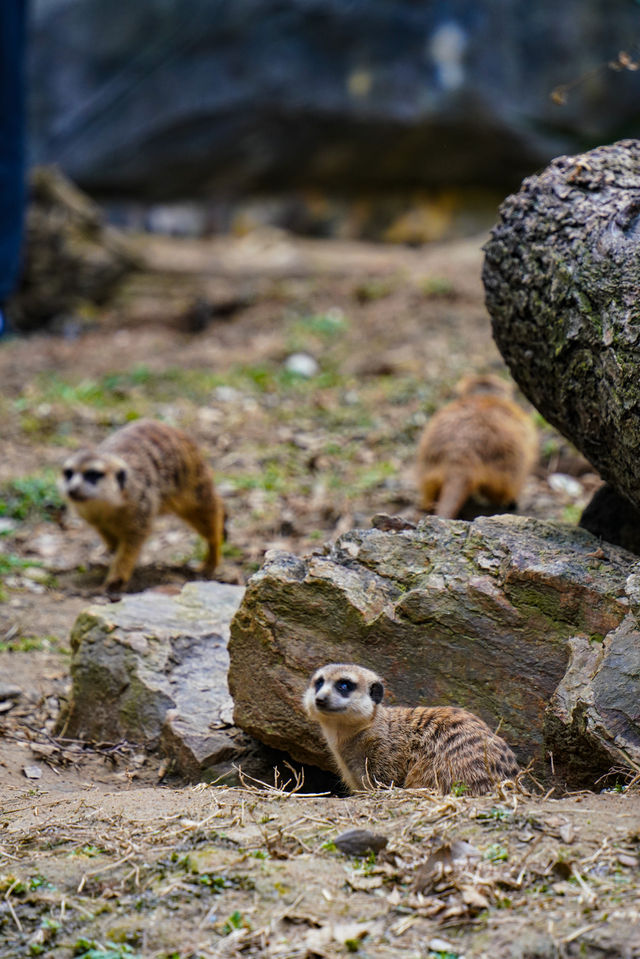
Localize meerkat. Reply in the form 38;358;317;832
416;373;538;519
61;419;224;595
303;663;519;795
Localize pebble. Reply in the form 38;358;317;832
284;352;319;377
548;472;583;498
0;682;22;701
23;765;42;780
334;828;388;856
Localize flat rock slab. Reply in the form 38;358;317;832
63;581;245;779
229;515;640;785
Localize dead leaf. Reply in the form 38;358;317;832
428;937;457;953
346;874;384;892
412;838;480;893
29;743;57;759
617;852;638;869
387;887;401;906
559;823;576;844
413;843;454;892
304;920;381;952
449;838;481;861
459;883;491;909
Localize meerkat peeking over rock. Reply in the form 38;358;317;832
61;419;224;596
304;663;519;795
416;373;538;519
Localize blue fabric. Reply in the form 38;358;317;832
0;0;27;304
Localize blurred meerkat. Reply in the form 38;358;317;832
417;373;538;519
61;419;224;595
304;663;519;795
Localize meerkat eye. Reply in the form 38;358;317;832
63;468;73;481
335;679;356;697
314;677;324;692
83;469;104;485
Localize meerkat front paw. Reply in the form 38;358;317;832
105;577;125;600
199;560;217;579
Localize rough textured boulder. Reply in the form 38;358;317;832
63;582;247;780
228;515;640;784
30;1;640;199
9;167;140;331
483;139;640;510
546;610;640;786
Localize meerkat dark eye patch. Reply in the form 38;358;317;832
63;468;73;481
314;677;324;692
116;469;127;490
335;679;356;697
83;469;104;485
369;681;384;704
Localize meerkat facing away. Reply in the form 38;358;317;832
61;419;224;595
304;663;519;795
416;373;538;519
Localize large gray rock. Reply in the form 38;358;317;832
30;1;640;200
483;139;640;511
10;167;140;330
63;582;247;779
228;515;640;785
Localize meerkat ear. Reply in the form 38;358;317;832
116;469;127;490
370;681;384;704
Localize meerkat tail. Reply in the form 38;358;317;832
435;473;473;518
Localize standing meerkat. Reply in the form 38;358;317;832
416;373;538;519
61;419;224;595
303;663;519;795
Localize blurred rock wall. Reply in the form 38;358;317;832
29;0;640;201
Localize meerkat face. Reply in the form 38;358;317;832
303;663;384;729
61;450;128;507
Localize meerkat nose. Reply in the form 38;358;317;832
315;695;330;710
68;488;85;501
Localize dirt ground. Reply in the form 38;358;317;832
1;230;635;959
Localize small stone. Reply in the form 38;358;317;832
214;385;241;403
284;353;319;377
371;513;416;532
617;852;639;868
334;828;388;856
23;765;42;780
548;473;583;498
0;683;22;701
428;938;458;954
23;566;51;583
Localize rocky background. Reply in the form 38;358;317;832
28;0;640;238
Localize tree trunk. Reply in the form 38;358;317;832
483;138;640;508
